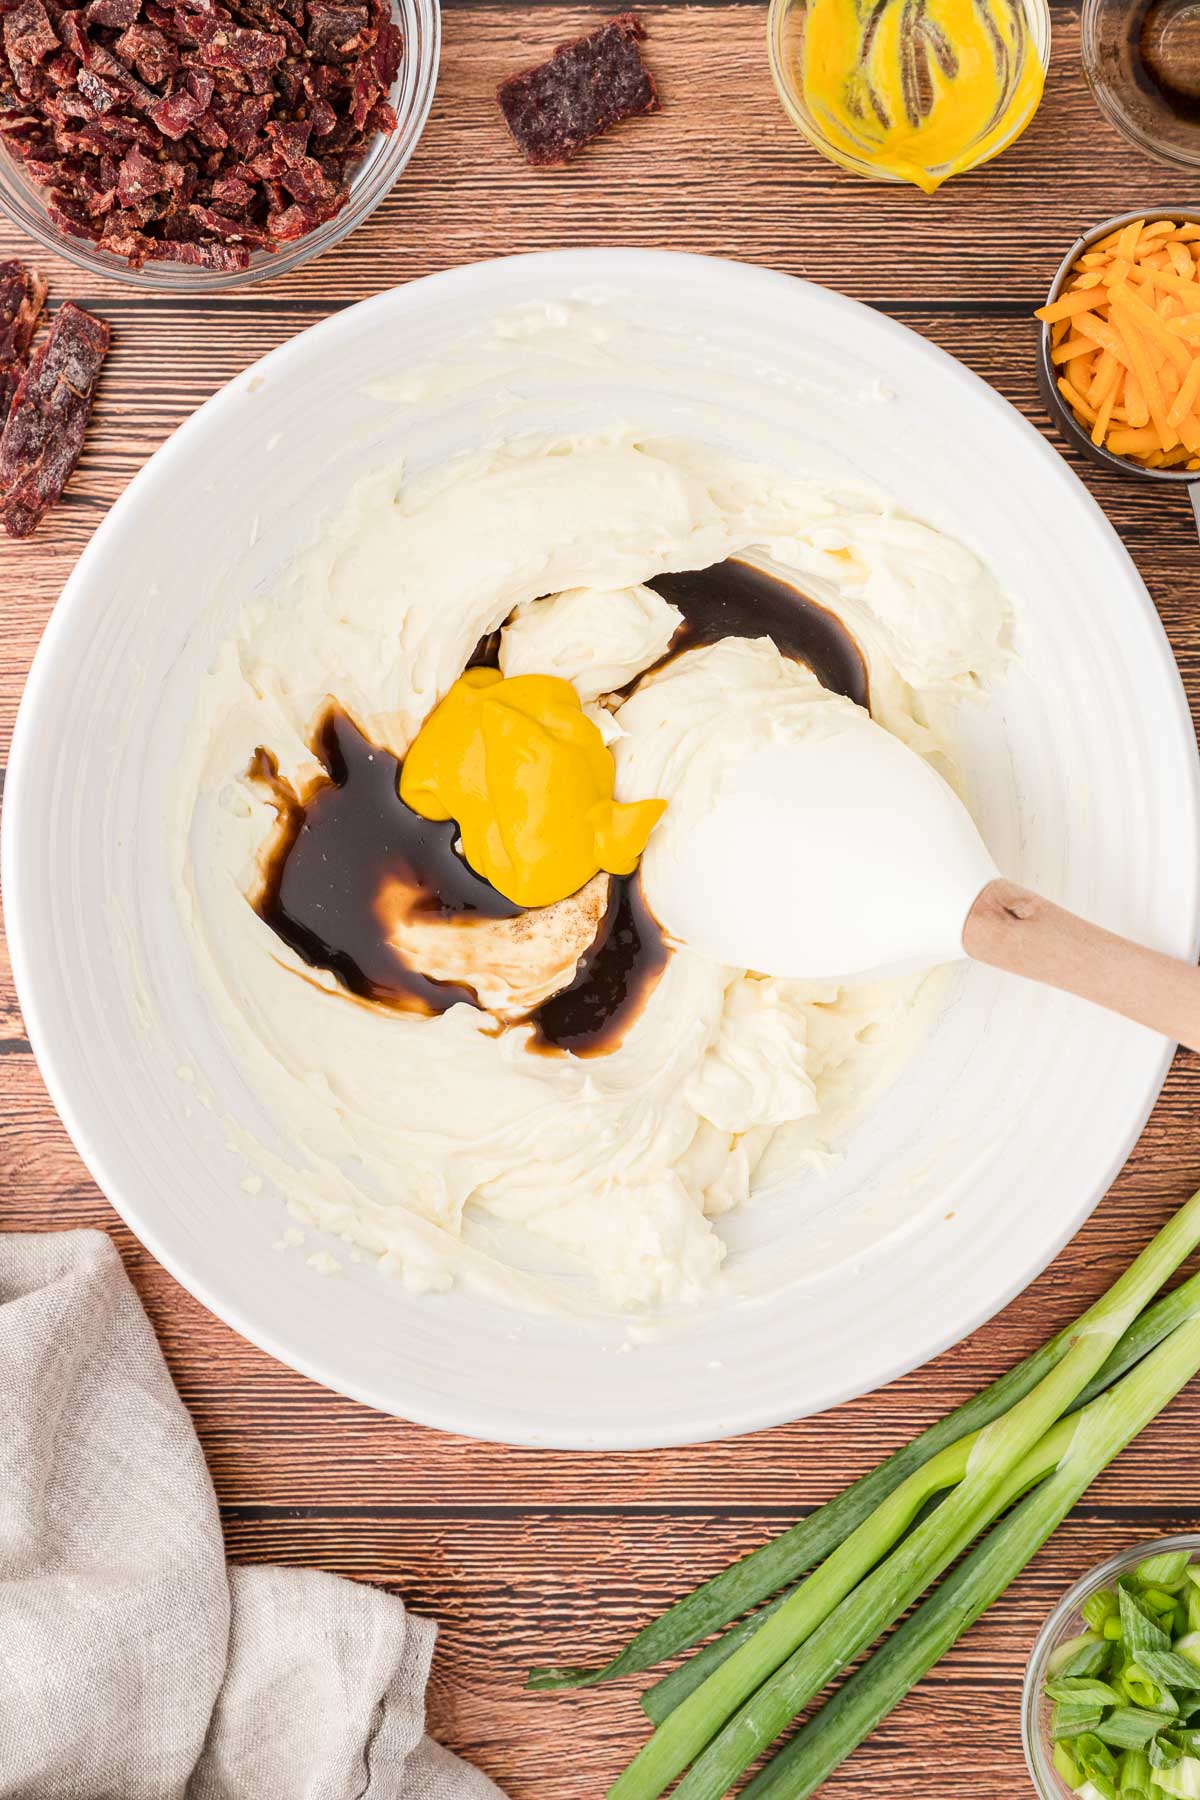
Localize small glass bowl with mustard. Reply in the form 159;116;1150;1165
767;0;1051;194
1037;210;1200;538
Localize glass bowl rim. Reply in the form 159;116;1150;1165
0;0;440;292
765;0;1052;189
1080;0;1200;173
1022;1530;1200;1800
1037;206;1200;486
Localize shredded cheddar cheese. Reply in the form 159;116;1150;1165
1035;218;1200;471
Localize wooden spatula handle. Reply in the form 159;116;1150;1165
963;880;1200;1054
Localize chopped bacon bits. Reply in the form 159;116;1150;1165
497;13;658;169
0;0;404;267
0;296;108;539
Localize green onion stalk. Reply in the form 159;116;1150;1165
530;1256;1200;1702
640;1588;799;1726
528;1330;1078;1696
740;1310;1200;1798
603;1190;1200;1800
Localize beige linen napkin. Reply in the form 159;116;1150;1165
0;1228;505;1800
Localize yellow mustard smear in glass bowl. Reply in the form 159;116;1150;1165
769;0;1050;193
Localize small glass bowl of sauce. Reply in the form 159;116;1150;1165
767;0;1050;193
1083;0;1200;168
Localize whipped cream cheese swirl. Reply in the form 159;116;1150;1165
180;431;1005;1312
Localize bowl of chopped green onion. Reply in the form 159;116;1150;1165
1024;1537;1200;1800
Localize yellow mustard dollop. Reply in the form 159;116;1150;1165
800;0;1044;194
399;668;666;910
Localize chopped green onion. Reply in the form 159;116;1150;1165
1078;1734;1122;1790
1086;1590;1122;1633
1095;1709;1168;1750
1072;1648;1115;1684
1056;1740;1086;1789
1122;1587;1174;1659
1052;1633;1109;1677
1125;1666;1177;1714
1071;1641;1120;1679
1139;1651;1200;1691
1154;1756;1200;1797
1050;1678;1126;1710
1119;1746;1152;1799
1057;1701;1107;1739
1139;1558;1194;1593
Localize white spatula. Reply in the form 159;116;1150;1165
640;715;1200;1052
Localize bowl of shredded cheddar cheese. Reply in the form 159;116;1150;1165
1038;212;1200;494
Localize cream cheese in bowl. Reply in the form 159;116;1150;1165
6;253;1196;1446
179;429;1006;1312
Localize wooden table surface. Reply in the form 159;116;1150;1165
4;3;1200;1795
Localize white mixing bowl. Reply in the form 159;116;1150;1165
6;251;1198;1449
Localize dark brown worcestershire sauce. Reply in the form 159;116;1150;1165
529;877;668;1057
251;704;665;1055
252;709;521;1019
645;559;869;707
252;558;865;1056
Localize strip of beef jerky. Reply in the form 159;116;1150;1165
0;299;108;538
497;13;658;168
0;256;46;421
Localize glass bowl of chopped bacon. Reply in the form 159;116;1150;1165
0;0;438;288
